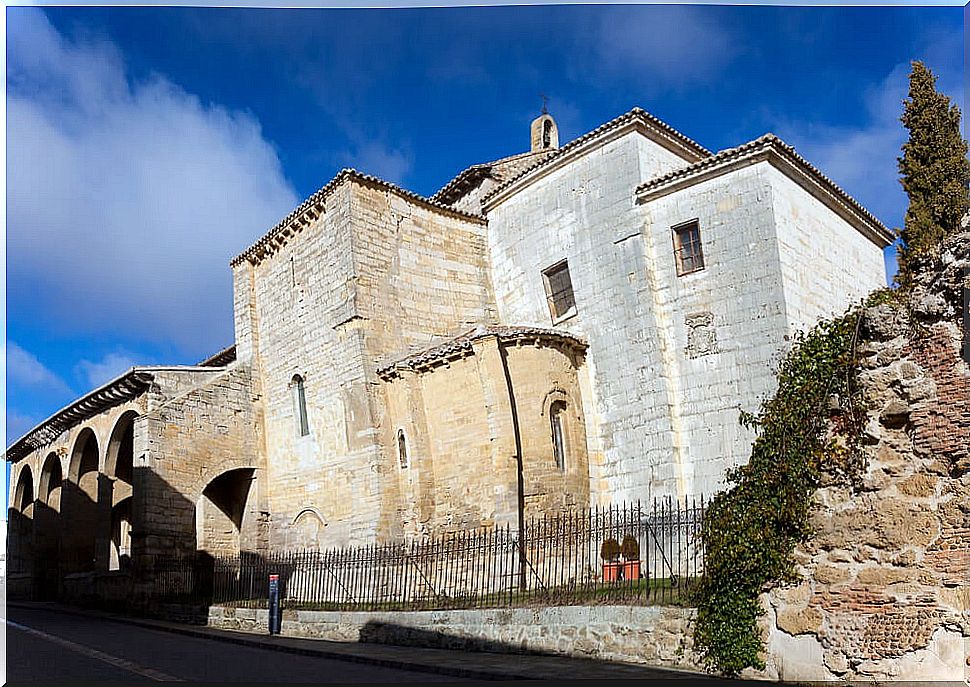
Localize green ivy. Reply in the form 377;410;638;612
693;302;874;676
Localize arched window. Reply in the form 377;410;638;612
397;429;409;469
291;375;309;437
542;119;553;148
550;401;567;471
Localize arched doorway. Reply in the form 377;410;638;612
105;412;137;570
65;428;100;573
196;468;255;557
10;466;35;578
36;453;63;598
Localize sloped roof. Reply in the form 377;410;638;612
231;169;487;268
480;108;712;209
377;324;587;379
636;133;893;247
199;344;237;367
431;149;554;206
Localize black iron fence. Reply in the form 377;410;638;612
150;497;705;610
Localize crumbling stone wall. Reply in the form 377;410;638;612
760;227;970;682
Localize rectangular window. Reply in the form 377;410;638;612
672;220;705;276
542;260;577;321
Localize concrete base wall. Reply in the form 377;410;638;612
208;604;704;671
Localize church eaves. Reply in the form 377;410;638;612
636;133;894;248
377;324;587;380
231;169;487;268
480;107;712;210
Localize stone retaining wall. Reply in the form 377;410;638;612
208;604;704;671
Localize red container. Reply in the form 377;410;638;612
622;560;641;581
602;561;623;582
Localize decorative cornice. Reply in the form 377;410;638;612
231;169;487;268
635;133;893;248
4;366;229;463
377;324;587;380
480;108;711;210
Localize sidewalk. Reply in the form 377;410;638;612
8;601;721;682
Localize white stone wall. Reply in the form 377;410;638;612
636;163;790;499
237;179;496;549
485;131;696;505
768;166;889;332
487;142;890;503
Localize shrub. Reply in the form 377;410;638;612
600;537;620;562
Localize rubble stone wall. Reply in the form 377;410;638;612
759;229;970;683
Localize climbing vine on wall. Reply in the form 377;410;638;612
692;294;885;676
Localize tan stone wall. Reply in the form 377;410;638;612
349;181;496;359
140;366;261;558
501;340;590;518
381;335;589;536
237;178;497;549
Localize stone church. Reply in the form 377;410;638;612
6;108;891;590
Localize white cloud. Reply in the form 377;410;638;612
590;6;735;89
5;341;73;397
773;64;910;229
74;351;140;389
6;410;40;447
7;9;300;357
772;32;963;233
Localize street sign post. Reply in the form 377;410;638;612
268;573;281;635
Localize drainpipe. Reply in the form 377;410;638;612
497;342;527;592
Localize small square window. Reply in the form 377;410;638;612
542;260;577;321
672;220;705;276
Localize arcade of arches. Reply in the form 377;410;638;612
7;402;260;599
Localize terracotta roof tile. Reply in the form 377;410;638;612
636;133;892;245
377;324;587;379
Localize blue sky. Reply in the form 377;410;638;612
4;4;964;459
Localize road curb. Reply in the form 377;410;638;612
7;602;530;682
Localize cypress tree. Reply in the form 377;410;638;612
896;61;970;287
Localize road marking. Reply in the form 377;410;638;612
7;619;184;682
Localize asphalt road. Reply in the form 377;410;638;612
5;605;469;684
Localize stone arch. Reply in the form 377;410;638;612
105;411;137;570
10;465;35;576
105;410;137;483
196;467;256;557
14;464;36;513
39;453;63;511
64;428;101;572
68;427;100;484
288;508;325;551
35;453;63;598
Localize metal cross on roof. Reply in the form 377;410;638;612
540;93;549;115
